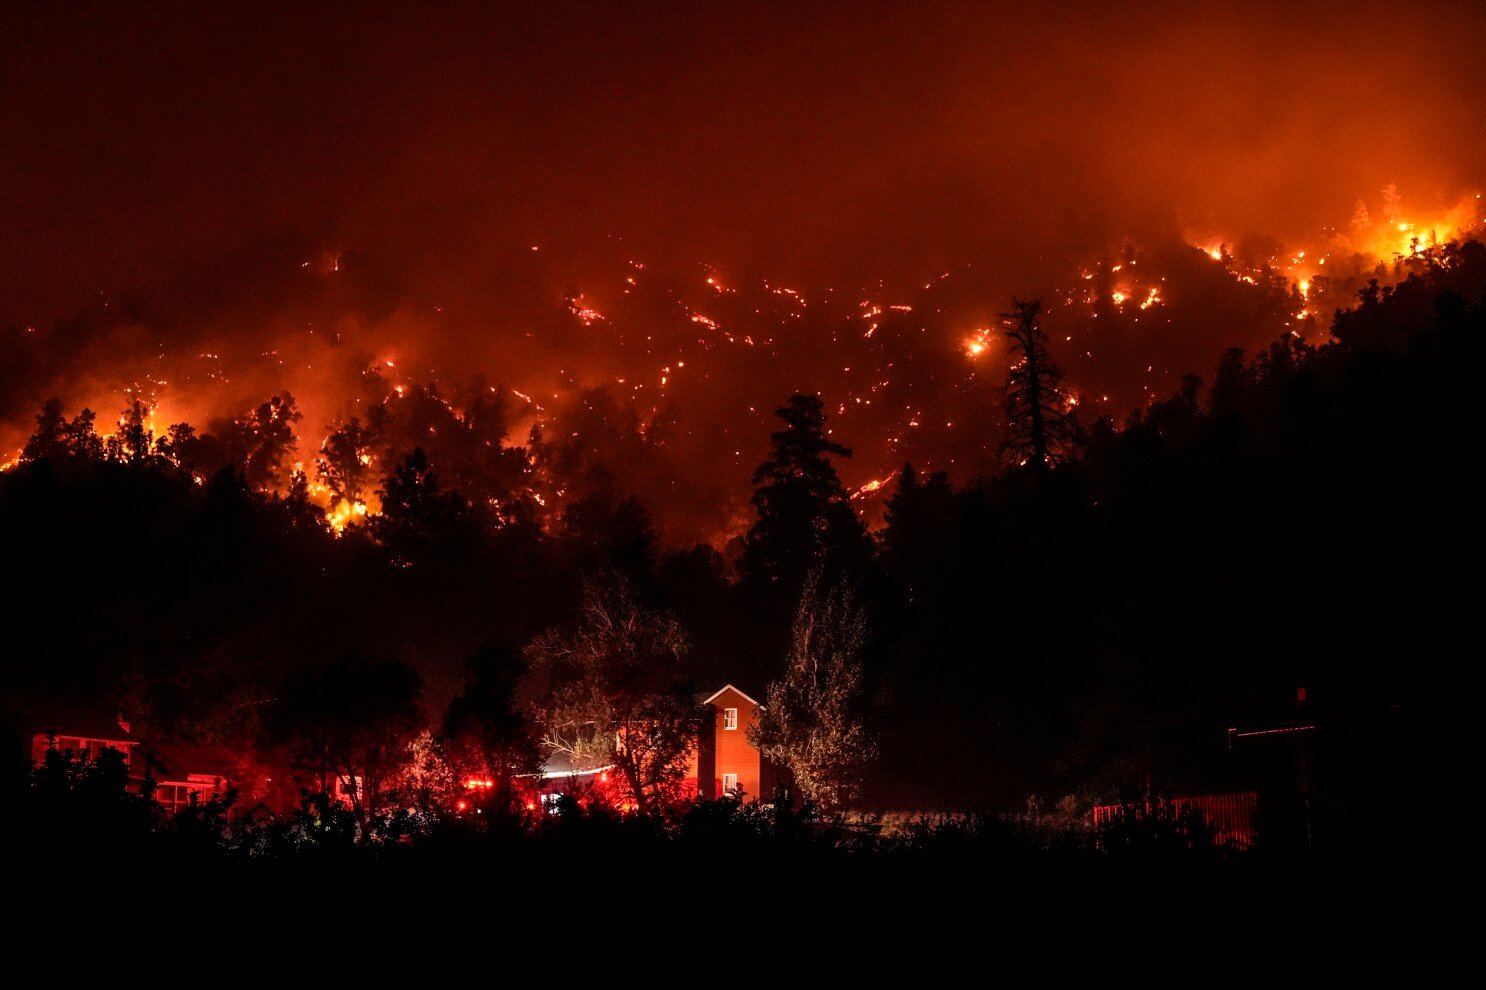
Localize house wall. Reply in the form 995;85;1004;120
702;687;762;801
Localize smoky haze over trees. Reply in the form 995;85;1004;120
2;8;1485;904
2;240;1482;840
4;5;1485;548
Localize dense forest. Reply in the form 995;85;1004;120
3;240;1483;852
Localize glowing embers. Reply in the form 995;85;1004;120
567;293;605;325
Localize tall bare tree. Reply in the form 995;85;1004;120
1001;297;1076;472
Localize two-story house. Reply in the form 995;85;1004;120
694;684;774;801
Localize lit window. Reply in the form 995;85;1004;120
723;707;738;731
722;773;739;794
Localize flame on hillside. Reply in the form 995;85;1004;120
5;184;1480;537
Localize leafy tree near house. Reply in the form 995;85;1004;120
750;570;874;810
443;645;544;814
527;575;698;815
267;657;423;835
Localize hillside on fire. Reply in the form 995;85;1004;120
4;238;1482;852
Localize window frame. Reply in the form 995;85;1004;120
722;772;739;794
723;707;738;731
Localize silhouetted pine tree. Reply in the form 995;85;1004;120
1001;298;1076;472
21;399;69;463
372;447;476;560
741;393;869;598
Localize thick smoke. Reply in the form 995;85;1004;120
3;3;1483;542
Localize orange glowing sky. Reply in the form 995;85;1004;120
3;2;1483;541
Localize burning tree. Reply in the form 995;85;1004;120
234;393;302;490
1001;298;1077;472
527;576;698;815
750;570;874;809
317;415;377;509
157;422;202;472
105;399;156;464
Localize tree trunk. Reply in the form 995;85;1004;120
1023;331;1049;472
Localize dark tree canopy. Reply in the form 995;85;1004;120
266;657;423;831
741;393;871;597
22;399;69;463
371;446;477;559
234;393;302;490
442;645;543;812
23;400;104;464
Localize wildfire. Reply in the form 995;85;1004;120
326;500;369;533
851;471;898;500
964;327;992;358
8;182;1478;556
1187;187;1482;302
